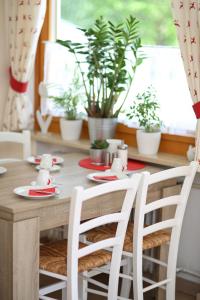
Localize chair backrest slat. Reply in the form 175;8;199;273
143;219;177;236
0;130;31;160
133;161;198;300
145;195;181;214
81;178;135;201
78;237;121;258
149;165;191;185
67;173;142;300
79;212;125;234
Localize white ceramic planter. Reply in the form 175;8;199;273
60;118;83;141
136;129;161;155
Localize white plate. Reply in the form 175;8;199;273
27;156;64;165
87;171;127;183
36;165;61;172
14;185;59;199
0;167;7;175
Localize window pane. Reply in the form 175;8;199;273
60;0;177;46
44;0;196;134
124;46;196;134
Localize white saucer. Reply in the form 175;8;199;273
36;165;61;172
87;171;127;183
14;185;59;199
0;167;7;175
27;156;64;165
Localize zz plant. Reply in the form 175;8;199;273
57;16;143;118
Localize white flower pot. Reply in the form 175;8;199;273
60;118;83;141
136;129;161;155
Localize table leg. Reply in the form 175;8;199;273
0;217;39;300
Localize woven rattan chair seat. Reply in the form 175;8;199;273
40;239;112;275
86;223;170;251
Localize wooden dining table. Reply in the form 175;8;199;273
0;152;177;300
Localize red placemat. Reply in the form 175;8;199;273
79;157;145;171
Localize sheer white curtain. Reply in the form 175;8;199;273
42;41;195;134
171;0;200;161
2;0;46;131
39;42;74;116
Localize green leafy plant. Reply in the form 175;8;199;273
57;15;143;118
127;86;162;132
51;70;82;120
91;139;109;149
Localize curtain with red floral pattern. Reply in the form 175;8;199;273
2;0;46;131
171;0;200;161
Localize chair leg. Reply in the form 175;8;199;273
166;275;176;300
62;287;67;300
120;257;132;298
78;272;88;300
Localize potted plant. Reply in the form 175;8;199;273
51;72;83;141
90;139;109;165
57;16;143;142
127;86;162;155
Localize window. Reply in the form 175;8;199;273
41;0;196;135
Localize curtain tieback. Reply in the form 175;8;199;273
9;67;28;93
193;102;200;119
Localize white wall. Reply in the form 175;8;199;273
177;187;200;282
0;0;9;129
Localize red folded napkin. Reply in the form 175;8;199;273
28;187;56;196
34;157;57;164
93;175;118;181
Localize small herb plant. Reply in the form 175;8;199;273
127;86;162;132
91;139;109;149
51;70;82;120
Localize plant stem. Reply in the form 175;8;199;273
114;75;134;117
74;52;90;102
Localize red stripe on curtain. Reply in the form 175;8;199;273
193;102;200;119
9;67;28;93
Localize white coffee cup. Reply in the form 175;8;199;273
36;169;51;186
40;154;52;170
111;157;123;173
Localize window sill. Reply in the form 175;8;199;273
35;117;195;157
32;131;189;168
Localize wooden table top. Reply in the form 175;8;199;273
0;153;166;222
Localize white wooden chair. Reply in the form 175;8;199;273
39;173;142;300
0;130;31;161
85;162;198;299
119;161;198;299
